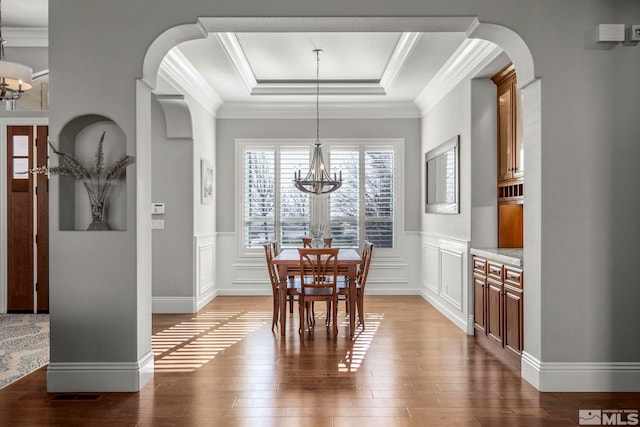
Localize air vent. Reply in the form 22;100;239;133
50;394;101;402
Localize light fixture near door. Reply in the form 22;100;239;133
0;0;33;101
293;49;342;195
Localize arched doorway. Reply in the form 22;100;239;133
137;16;541;389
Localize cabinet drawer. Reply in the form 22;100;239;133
505;267;523;289
487;261;504;281
473;257;487;274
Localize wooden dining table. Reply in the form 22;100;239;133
271;248;362;338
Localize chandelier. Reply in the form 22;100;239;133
0;0;32;101
293;49;342;195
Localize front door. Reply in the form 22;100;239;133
6;125;49;313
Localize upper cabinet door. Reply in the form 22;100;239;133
497;82;514;181
512;86;524;179
493;65;522;183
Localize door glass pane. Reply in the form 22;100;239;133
13;135;29;156
13;158;30;179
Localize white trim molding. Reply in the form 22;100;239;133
419;233;472;335
216;31;421;97
217;101;420;119
522;351;640;392
158;48;223;116
152;296;197;314
195;234;217;311
47;351;154;393
414;38;502;115
3;27;48;47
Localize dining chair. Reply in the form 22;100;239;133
302;237;333;248
264;242;300;332
297;247;340;339
335;241;374;330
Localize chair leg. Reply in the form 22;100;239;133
325;301;331;327
272;295;279;331
332;299;339;336
298;297;305;338
289;295;294;313
357;294;365;330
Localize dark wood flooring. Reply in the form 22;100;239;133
1;296;638;426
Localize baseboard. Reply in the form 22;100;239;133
420;288;469;334
521;351;640;392
152;296;196;313
196;286;218;312
47;351;154;392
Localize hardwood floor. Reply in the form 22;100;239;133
1;296;638;426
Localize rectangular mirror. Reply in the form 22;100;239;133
425;135;459;214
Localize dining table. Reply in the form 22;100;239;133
271;248;362;338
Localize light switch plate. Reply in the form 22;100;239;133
151;219;165;230
151;203;165;214
631;25;640;42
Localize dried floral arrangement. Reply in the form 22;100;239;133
31;131;134;230
309;223;328;238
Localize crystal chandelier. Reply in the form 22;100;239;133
293;49;342;195
0;0;32;101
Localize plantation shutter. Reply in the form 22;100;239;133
329;148;359;246
364;148;394;248
279;147;310;246
243;148;275;247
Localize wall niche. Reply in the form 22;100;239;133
57;115;128;231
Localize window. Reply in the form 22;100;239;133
330;146;394;248
242;145;309;248
240;139;400;252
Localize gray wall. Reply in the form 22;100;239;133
47;0;640;391
216;118;422;232
422;80;471;240
151;97;194;299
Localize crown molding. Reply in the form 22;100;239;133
379;32;421;92
158;48;223;116
216;31;421;96
251;82;386;96
215;32;256;93
414;38;502;115
217;101;420;119
3;27;48;47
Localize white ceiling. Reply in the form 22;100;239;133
2;0;48;27
176;31;470;105
4;1;509;113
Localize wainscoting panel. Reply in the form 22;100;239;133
440;249;463;311
423;243;440;295
195;234;217;311
420;234;471;335
215;232;420;295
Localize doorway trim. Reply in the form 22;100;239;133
137;16;541;388
0;116;49;313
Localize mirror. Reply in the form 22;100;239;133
425;135;459;214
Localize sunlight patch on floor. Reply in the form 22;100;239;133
338;312;383;373
152;311;269;373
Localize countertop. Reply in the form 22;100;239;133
470;248;523;267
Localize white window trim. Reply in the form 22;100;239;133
235;138;404;258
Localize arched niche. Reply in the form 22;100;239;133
57;115;128;231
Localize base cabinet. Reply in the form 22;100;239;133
473;256;524;358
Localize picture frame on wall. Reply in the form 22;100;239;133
201;159;213;205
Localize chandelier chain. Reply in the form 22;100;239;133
316;48;320;142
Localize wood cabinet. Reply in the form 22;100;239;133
493;64;523;182
473;256;524;358
493;64;524;248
